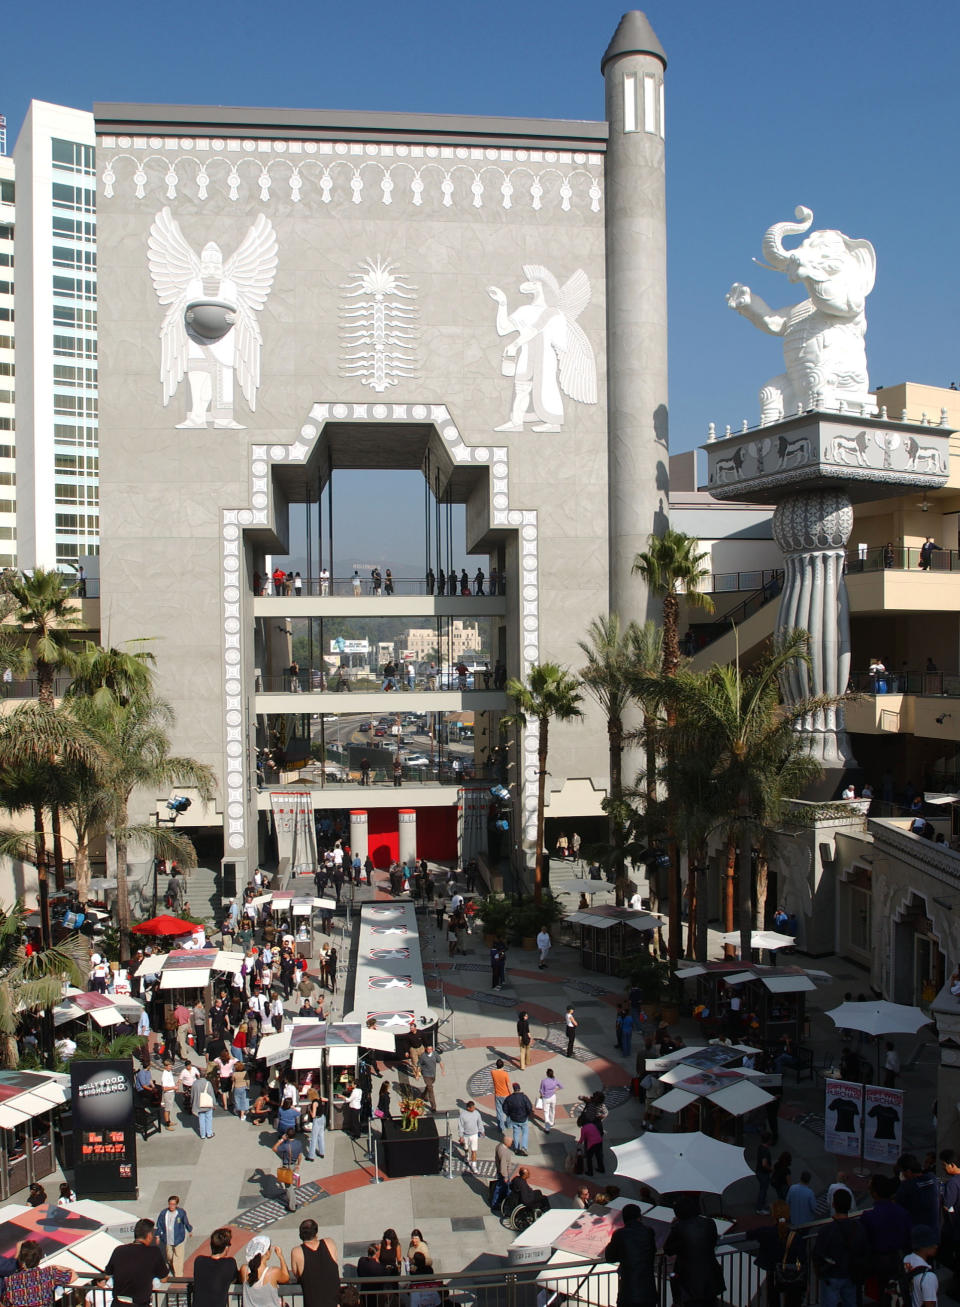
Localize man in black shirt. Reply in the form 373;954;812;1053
813;1190;869;1307
896;1154;941;1232
604;1203;656;1307
357;1246;381;1278
105;1218;169;1307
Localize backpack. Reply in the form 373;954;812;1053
887;1263;926;1307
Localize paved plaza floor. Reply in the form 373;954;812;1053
48;873;946;1281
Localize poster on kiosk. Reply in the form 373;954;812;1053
824;1079;864;1157
71;1060;138;1198
863;1085;905;1166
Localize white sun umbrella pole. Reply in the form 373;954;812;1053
825;1000;933;1080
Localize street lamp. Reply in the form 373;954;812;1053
151;798;191;914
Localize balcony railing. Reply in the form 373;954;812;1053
706;567;783;594
257;574;506;597
849;668;960;697
62;1237;770;1307
261;761;495;788
0;675;73;699
845;544;960;572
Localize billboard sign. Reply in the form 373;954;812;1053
330;638;369;654
71;1059;138;1197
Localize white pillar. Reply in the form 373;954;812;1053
350;809;368;861
772;489;857;767
398;809;417;865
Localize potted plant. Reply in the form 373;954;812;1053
477;894;514;946
511;893;565;950
616;949;682;1023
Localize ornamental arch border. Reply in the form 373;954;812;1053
219;401;541;856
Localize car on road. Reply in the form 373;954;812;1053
401;753;433;768
358;721;372;732
374;726;387;736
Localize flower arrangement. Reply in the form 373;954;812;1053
399;1092;427;1132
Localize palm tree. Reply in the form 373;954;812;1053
578;615;640;903
81;692;215;957
66;640;156;709
631;529;715;676
632;532;715;957
660;631;836;961
0;573;84;900
502;664;583;904
1;568;81;704
626;621;665;858
0;704;101;939
0;901;86;1067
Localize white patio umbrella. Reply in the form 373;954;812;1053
825;1001;932;1038
719;930;796;953
612;1131;753;1195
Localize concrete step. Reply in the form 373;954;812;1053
170;865;220;923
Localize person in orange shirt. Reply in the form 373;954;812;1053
490;1058;512;1135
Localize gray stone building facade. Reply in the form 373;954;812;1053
92;13;669;879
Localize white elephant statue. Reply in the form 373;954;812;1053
726;206;876;424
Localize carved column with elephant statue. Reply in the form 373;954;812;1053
704;205;952;772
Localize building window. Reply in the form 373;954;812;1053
52;215;96;242
51;139;96;176
52;305;97;328
51;183;96;214
52;246;97;272
0;181;13;206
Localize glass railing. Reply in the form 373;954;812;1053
256;575;506;597
255;670;504;693
849;669;960;697
845;545;960;572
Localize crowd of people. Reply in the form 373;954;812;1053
251;566;508;599
45;824;953;1307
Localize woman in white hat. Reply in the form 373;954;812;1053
239;1235;289;1307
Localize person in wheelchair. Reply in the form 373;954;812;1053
504;1167;549;1227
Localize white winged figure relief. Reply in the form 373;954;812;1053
147;207;278;429
487;264;597;432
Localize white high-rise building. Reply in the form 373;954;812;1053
13;102;98;570
0;151;15;569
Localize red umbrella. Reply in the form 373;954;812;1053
132;914;197;936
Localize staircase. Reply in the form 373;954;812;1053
182;864;220;924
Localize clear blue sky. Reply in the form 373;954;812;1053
4;0;958;564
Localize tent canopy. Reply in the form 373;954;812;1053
132;914;197;936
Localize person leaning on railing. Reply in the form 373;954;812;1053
1;1240;76;1307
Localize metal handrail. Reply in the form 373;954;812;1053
706;567;783;594
845;544;960;572
849;668;960;697
62;1239;768;1307
256;576;507;598
688;575;783;653
0;675;74;699
255;672;500;694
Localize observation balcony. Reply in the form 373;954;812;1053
253;575;506;619
845;670;960;740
